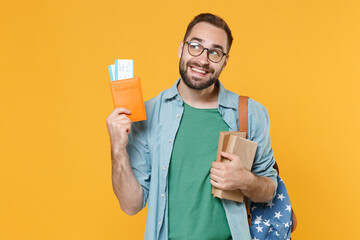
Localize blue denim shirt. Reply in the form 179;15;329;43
127;79;278;240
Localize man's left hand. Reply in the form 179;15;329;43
210;151;254;191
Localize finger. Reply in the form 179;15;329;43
107;110;132;126
211;161;224;170
108;116;132;133
210;179;224;190
210;167;223;177
108;107;131;118
220;151;240;161
108;112;132;125
210;173;223;183
112;113;132;122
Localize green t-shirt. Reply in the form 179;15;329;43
168;102;232;240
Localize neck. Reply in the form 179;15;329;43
177;79;219;109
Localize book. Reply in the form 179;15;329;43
212;131;258;202
109;76;146;122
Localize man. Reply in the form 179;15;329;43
106;13;277;240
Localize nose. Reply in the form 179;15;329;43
197;49;210;65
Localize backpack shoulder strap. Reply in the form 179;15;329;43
238;96;252;226
238;96;249;137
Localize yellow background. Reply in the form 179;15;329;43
1;0;359;239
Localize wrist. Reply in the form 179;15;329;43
111;145;127;158
111;148;128;167
242;171;256;192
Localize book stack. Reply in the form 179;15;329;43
108;59;146;122
212;131;258;202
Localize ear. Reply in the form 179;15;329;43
221;55;230;71
178;41;184;58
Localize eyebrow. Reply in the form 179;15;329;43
189;37;225;52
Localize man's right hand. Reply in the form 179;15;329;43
106;108;132;153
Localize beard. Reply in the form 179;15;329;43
179;57;221;90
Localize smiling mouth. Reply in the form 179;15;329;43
190;66;209;76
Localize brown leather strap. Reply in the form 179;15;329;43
238;96;249;137
274;162;280;175
244;198;252;226
238;96;252;225
291;209;297;232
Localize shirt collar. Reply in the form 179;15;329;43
163;78;181;100
217;80;237;110
164;78;237;110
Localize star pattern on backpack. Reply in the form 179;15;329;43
249;175;293;239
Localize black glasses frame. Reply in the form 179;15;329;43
183;41;228;63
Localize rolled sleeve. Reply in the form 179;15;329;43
248;99;278;199
126;120;151;209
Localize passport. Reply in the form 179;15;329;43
108;60;146;122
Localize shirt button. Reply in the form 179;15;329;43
163;166;167;170
177;97;180;101
161;194;165;198
176;114;180;118
158;221;162;225
168;139;172;143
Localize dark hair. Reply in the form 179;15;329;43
183;13;233;53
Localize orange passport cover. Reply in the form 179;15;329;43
109;77;146;122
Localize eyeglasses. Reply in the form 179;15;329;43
183;41;228;63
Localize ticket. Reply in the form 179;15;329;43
114;59;134;80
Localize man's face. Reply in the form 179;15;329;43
179;22;229;90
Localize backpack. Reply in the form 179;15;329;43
238;96;297;239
